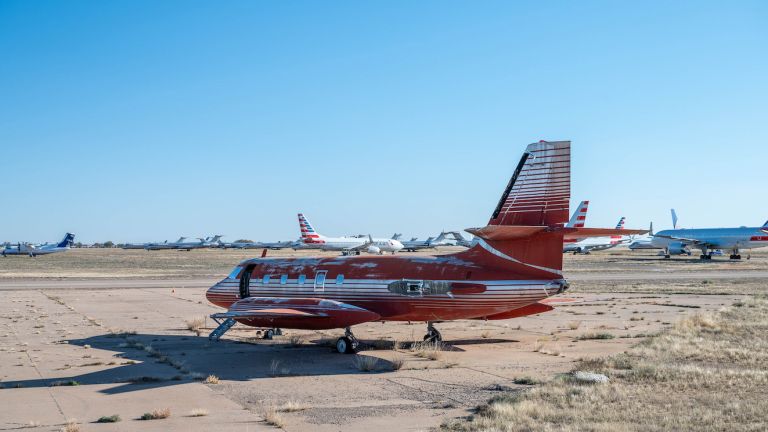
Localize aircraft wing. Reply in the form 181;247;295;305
346;235;374;251
215;297;381;329
652;234;710;246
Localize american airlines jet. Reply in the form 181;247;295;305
2;233;75;257
563;216;629;254
652;219;768;260
298;214;404;255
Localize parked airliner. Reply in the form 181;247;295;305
205;140;636;353
400;232;454;252
2;233;75;257
563;217;629;254
297;214;404;255
652;220;768;260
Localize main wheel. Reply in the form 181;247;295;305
423;330;442;343
736;254;742;259
263;329;275;340
336;337;356;354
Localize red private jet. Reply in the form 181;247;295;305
206;140;637;353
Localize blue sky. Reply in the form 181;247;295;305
1;1;767;243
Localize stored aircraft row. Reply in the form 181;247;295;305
2;233;75;257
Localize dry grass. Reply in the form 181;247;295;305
287;334;304;347
204;374;220;384
353;355;379;372
278;401;307;412
567;320;582;330
261;406;285;428
411;340;445;360
443;296;768;431
60;419;79;432
575;332;615;340
140;408;171;420
185;317;205;336
390;354;405;371
188;408;209;417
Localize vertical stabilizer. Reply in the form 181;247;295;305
466;141;571;275
298;213;324;243
488;140;570;228
671;209;678;229
57;233;75;248
566;201;589;228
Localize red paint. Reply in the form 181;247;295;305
208;141;574;331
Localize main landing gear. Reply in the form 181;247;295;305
423;322;443;343
335;327;359;354
729;249;742;260
262;328;283;340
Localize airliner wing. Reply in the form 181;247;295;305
653;234;707;245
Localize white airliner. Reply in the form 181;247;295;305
400;232;454;252
298;213;404;255
563;216;628;254
627;222;661;250
2;233;75;257
652;218;768;260
145;235;223;251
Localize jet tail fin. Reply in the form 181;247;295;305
649;222;654;236
671;209;678;229
464;140;571;275
763;220;768;228
298;213;324;243
566;201;589;228
57;233;75;248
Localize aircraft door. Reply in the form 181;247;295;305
314;270;328;292
239;264;255;298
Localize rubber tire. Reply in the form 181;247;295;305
336;337;356;354
263;329;274;340
423;331;443;343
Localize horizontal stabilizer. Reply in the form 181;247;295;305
562;227;647;239
465;225;548;241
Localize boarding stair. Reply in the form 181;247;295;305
208;315;236;341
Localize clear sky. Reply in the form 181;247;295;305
1;1;767;243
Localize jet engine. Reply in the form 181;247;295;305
668;242;690;255
367;245;381;255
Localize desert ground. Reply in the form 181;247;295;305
0;247;765;431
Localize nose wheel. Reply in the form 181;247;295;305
423;322;443;342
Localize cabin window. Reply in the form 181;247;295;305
227;265;243;279
280;275;288;285
336;274;344;285
262;275;271;284
298;274;306;285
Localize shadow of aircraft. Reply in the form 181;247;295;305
1;331;503;394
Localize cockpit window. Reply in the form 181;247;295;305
227;266;243;279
